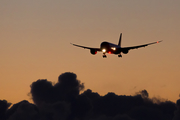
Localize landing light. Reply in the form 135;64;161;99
102;49;106;53
111;47;116;50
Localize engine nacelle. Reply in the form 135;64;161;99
90;49;97;55
122;49;129;54
114;49;121;54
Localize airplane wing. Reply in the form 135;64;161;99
121;40;162;50
71;43;101;51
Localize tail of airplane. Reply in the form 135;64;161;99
118;33;122;47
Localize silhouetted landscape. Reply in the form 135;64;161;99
1;72;180;120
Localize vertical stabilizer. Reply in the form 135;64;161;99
118;33;122;47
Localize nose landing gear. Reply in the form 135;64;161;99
103;55;107;58
118;54;122;57
103;53;107;58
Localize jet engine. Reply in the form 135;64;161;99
122;49;129;54
114;49;121;54
90;49;97;55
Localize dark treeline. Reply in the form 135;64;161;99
1;72;180;120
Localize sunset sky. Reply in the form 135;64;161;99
0;0;180;104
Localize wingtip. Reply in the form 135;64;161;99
157;40;163;43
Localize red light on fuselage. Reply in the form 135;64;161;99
157;41;159;43
108;51;111;54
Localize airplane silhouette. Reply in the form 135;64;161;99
71;33;162;58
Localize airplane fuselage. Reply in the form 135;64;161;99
100;42;121;54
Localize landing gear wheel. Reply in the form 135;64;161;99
103;55;107;58
118;54;122;57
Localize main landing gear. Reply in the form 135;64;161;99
118;54;122;57
102;53;122;58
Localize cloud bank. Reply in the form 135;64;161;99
1;72;180;120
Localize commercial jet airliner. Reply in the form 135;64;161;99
71;33;162;58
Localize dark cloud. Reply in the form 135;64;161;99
30;72;84;106
54;72;84;102
112;114;134;120
6;100;39;120
1;72;179;120
0;100;11;120
92;92;144;117
172;99;180;120
38;101;70;120
70;94;92;119
135;89;149;98
30;79;54;106
128;106;164;120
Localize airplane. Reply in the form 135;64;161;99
71;33;162;58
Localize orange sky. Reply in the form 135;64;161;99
0;0;180;104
